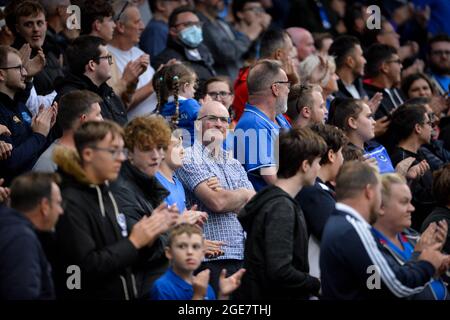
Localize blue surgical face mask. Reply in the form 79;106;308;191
178;25;203;48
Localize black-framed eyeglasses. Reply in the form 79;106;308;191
272;80;291;89
207;91;232;99
423;112;436;127
173;21;203;29
96;55;113;65
90;146;128;159
431;50;450;56
197;115;231;124
114;1;129;22
0;64;26;74
386;59;402;65
423;120;435;128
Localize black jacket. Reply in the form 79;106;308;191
111;160;170;298
235;185;320;300
389;146;435;230
363;82;405;120
296;177;336;241
54;73;127;126
439;116;450;151
52;147;142;299
335;78;368;100
419;140;450;172
0;205;55;299
12;35;65;96
0;84;50;185
152;36;216;94
421;206;450;254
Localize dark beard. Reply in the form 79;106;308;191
430;62;450;76
368;207;379;225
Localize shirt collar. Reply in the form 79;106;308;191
336;202;371;228
168;95;188;102
244;103;281;128
0;91;17;107
192;140;230;160
167;267;192;291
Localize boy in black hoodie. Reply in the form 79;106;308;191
53;120;178;299
235;127;327;300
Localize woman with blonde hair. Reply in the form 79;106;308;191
372;173;449;300
298;54;339;108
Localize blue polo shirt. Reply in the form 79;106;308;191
155;172;187;213
431;74;450;95
151;268;216;300
234;104;291;191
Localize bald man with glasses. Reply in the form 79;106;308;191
176;101;255;295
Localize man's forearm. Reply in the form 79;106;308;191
214;188;250;213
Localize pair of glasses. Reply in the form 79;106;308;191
386;59;402;65
423;120;436;128
97;55;113;65
0;64;26;74
90;146;128;159
207;91;232;99
174;21;203;28
197;115;231;124
424;112;437;127
431;50;450;57
272;80;291;89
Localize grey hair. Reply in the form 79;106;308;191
247;59;283;94
112;0;135;22
40;0;70;16
298;54;336;88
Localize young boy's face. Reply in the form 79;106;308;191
166;233;205;273
165;136;185;170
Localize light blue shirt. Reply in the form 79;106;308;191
234;103;291;191
155;172;187;213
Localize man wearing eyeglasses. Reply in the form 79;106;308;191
232;29;299;122
363;44;405;122
52;120;178;299
0;46;57;185
427;34;450;96
152;6;216;91
234;59;292;192
54;35;128;126
176;101;255;295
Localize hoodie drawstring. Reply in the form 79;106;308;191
92;185;106;217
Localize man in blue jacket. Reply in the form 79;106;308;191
0;46;56;185
0;172;63;299
320;161;450;299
